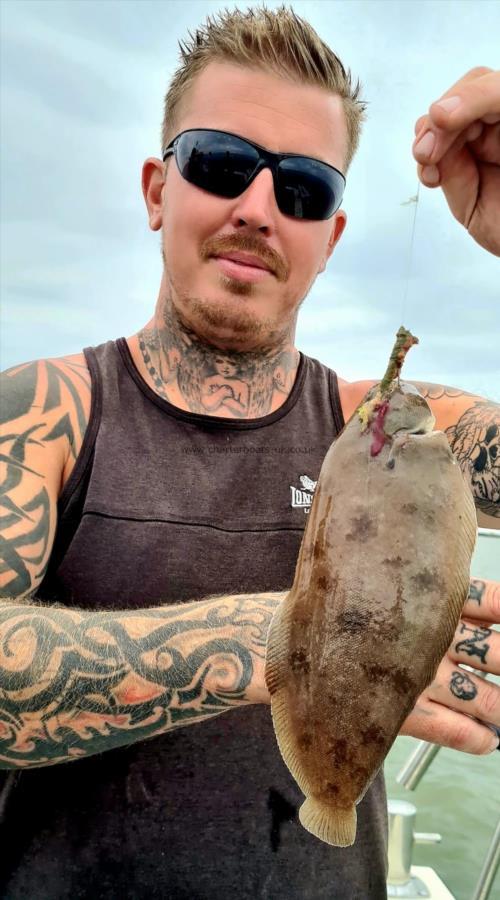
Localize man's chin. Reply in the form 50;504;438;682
176;295;286;352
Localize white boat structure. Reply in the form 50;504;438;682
386;528;500;900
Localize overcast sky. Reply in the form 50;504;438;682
1;0;499;397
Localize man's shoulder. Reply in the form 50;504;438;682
1;351;91;420
2;349;90;381
1;351;92;485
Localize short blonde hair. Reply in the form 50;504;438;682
161;3;366;172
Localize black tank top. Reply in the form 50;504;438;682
0;339;388;899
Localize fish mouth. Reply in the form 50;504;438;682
383;387;436;438
388;417;435;437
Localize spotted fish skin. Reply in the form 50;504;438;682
265;381;477;847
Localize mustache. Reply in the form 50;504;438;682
201;234;289;282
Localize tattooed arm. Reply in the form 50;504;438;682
0;354;91;599
0;591;282;769
0;356;284;769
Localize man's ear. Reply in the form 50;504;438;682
142;158;166;232
318;209;347;273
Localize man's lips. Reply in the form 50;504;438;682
212;253;273;283
215;252;273;272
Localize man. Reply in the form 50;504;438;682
0;5;499;898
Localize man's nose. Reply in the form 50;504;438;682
229;167;278;230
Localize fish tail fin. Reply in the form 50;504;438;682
299;798;357;847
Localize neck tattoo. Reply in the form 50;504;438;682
138;335;170;401
137;307;299;419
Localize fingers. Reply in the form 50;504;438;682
414;123;482;190
414;67;498;140
428;68;500;133
465;121;484;142
450;619;500;675
414;115;427;138
431;657;499;726
414;131;478;191
412;68;500;186
406;578;500;754
400;697;499;754
462;577;500;624
414;119;485;143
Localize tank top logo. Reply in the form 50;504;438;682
289;474;317;514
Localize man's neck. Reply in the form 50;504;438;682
131;302;300;420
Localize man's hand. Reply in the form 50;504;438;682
412;67;500;256
400;577;500;754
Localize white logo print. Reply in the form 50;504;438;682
290;474;317;514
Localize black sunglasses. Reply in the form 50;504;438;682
162;128;345;221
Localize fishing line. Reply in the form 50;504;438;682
362;186;421;508
400;181;421;325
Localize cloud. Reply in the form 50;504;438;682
1;0;499;402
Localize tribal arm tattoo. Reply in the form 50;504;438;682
0;357;90;599
0;592;282;769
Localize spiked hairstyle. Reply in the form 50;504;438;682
161;4;366;172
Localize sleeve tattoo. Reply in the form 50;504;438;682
0;594;280;769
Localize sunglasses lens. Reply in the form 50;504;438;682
175;131;259;198
172;130;345;221
276;157;344;220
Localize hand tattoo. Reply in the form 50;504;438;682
455;623;491;664
450;670;477;701
468;578;486;605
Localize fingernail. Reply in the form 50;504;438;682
415;131;436;157
436;95;461;114
422;165;440;186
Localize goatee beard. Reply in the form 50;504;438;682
161;249;297;352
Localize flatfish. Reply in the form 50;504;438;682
265;327;476;846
